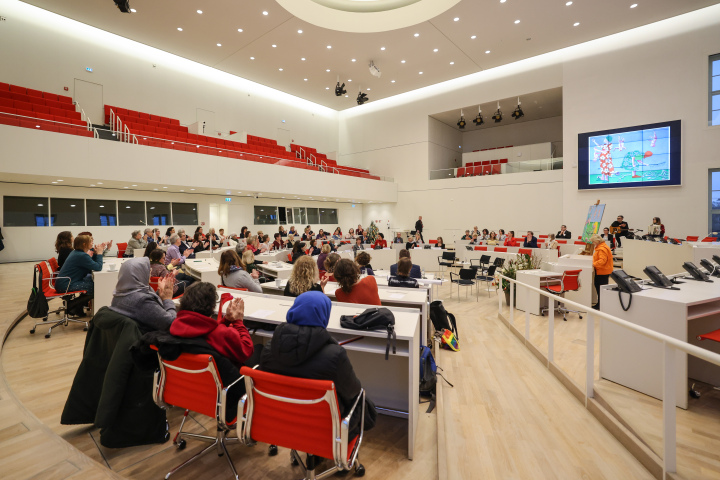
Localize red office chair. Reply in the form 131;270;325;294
518;248;532;256
152;348;248;479
686;236;699;242
149;276;185;299
116;242;128;258
239;367;366;478
217;285;249;292
696;329;720;393
540;269;584;321
29;261;88;338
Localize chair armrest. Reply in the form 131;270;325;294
340;389;365;469
52;275;75;294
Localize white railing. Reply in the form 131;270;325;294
73;101;99;139
497;274;720;478
108;108;138;144
296;146;306;160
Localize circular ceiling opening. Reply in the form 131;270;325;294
277;0;461;33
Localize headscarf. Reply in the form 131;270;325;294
286;291;331;328
113;257;154;297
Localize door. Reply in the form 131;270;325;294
277;127;291;149
73;79;103;126
197;108;215;136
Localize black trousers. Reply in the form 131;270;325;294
614;232;628;247
417;231;424;242
594;274;609;309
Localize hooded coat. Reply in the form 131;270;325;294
259;292;377;437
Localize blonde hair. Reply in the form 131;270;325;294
288;255;319;295
321;244;331;254
589;234;604;244
242;249;255;267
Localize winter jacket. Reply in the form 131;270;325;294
593;242;614;275
335;276;381;306
390;263;422;279
388;275;419;288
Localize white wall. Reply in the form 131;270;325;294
0;182;364;263
429;117;463;172
461;116;563;157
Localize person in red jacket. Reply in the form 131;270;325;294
373;233;388;249
504;230;518;247
333;259;381;305
169;282;254;367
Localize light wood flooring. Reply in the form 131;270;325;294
0;261;705;479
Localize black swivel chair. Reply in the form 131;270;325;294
493;257;505;268
450;268;477;301
437;251;456;279
476;265;497;297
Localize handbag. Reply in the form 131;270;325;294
340;307;396;359
27;265;49;318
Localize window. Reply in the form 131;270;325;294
306;207;320;224
86;199;117;226
3;196;48;226
254;205;278;225
118;200;146;225
278;207;292;225
319;208;338;224
292;207;307;225
711;53;720;126
147;201;171;226
172;203;198;225
50;198;85;226
710;170;720;232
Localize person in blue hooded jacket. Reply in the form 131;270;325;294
258;291;377;437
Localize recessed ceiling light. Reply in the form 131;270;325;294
419;71;423;74
630;3;638;7
51;181;57;184
90;184;95;187
163;187;167;189
485;50;491;54
262;11;268;15
351;59;356;62
391;80;396;83
471;35;476;39
132;184;137;186
367;88;371;90
217;43;222;46
301;57;306;61
297;29;303;34
573;22;580;26
345;95;348;97
99;205;104;207
514;19;520;24
304;78;308;81
97;182;103;184
566;1;572;5
433;48;438;52
326;87;330;90
327;45;332;49
414;33;419;37
326;69;330;72
401;60;406;63
177;27;183;31
197;10;202;14
238;28;243;32
272;44;277;48
130;8;136;12
57;179;63;182
449;61;454;65
381;47;386;51
123;186;128;189
453;17;459;21
250;56;255;60
190;188;195;191
500;0;506;3
153;189;158;191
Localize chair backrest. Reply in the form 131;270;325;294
457;167;465;177
493;257;505;267
429;239;437;244
482;165;491;175
36;261;57;295
494;247;507;252
560;270;582;292
240;367;340;461
574;241;586;245
480;254;491;263
459;268;475;280
701;237;715;242
484;265;497;277
149;276;161;292
48;257;59;272
557;240;567;244
686;236;699;242
441;251;456;261
518;248;532;256
474;246;487;251
117;242;128;258
154;350;224;420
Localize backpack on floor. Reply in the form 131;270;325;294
430;300;459;341
419;345;453;413
27;265;49;319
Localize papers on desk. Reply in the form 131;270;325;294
249;309;275;319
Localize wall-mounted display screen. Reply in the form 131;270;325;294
577;120;681;190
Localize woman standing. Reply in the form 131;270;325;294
591;234;613;310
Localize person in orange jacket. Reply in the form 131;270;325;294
591;234;614;310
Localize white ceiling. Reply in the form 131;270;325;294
21;0;720;109
430;87;563;131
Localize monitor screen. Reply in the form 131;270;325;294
577;120;681;190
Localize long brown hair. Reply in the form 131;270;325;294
55;231;73;253
218;250;244;277
334;259;360;294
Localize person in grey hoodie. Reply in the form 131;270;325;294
218;250;262;293
109;257;177;331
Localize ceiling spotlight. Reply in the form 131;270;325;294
566;1;573;5
485;50;491;54
217;43;222;46
391;80;396;83
471;35;477;39
514;19;520;24
197;9;202;14
473;107;484;126
262;10;268;15
250;56;255;60
511;97;524;119
357;91;369;105
492;102;503;123
177;27;183;31
450;61;454;65
335;82;347;96
113;0;131;13
130;8;136;13
573;22;580;26
327;45;332;49
272;44;277;47
238;28;243;32
457;110;466;129
351;58;356;62
401;60;406;63
301;57;306;61
369;61;381;78
414;33;420;37
630;3;638;7
380;47;386;51
298;29;303;33
433;48;438;52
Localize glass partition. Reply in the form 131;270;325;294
429;157;563;180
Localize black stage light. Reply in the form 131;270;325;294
113;0;131;13
357;92;369;105
457;115;466;129
512;105;524;119
335;82;346;97
473;108;484;126
492;109;502;123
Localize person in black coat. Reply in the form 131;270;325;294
610;215;630;247
556;225;572;239
390;249;422;279
388;258;420;288
259;291;376;437
523;231;538;248
414;216;424;243
291;242;306;264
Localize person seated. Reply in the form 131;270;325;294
469;234;480;245
284;255;328;297
107;256;178;331
333;259;381;305
356;225;365;238
259;291;377;437
411;232;423;247
504;231;517;247
177;229;193;255
56;235;108;315
393;232;404;244
291;242;306;264
373;233;387;249
218;228;227;244
356;251;375;276
323;253;341;282
143;242;159;258
207;228;221;249
486;232;499;246
472;226;480;237
545;233;559;250
461;230;472;240
169;283;254;368
302;227;313;241
390;249;422;278
352;237;364;254
245;235;261;255
645;217;665;239
557;225;572;239
162;227;175;245
316;244;331;272
481;229;490;240
192;232;210;253
316;229;327;240
127;230;147;256
610;215;630;247
523;231;538;248
435;237;446;249
149;249;187;297
55;231;73;269
142;228;154;244
388;258;419;289
258;234;270;253
285;234;295;250
218;250;262;293
498;229;507;241
241;250;265;282
600;227;617;249
328;239;338;252
345;228;356;240
272;233;285;250
332;227;342;239
308;238;322;256
279;226;287;238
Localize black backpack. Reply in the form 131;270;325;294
430;301;459;341
419;345;453;413
340;307;396;359
27;265;49;319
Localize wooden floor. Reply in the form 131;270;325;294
0;261;705;479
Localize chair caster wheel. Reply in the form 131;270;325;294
45;334;51;338
290;455;299;466
355;464;365;477
579;315;583;319
30;328;35;334
268;445;278;456
83;327;88;331
176;439;186;450
690;388;701;399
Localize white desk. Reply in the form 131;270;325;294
515;270;562;315
211;245;237;261
256;250;292;263
621;239;693;280
211;288;421;459
91;258;127;314
600;278;720;409
408;248;446;273
257;261;294;280
184;259;221;286
356;248;396;270
373;269;443;302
